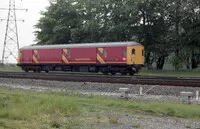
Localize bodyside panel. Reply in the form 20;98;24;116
38;49;62;64
69;48;96;64
103;46;127;64
20;49;33;64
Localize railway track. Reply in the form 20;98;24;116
0;71;200;87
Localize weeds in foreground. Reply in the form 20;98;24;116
132;123;141;128
109;117;118;124
96;113;101;124
0;87;200;128
185;124;191;128
108;115;119;124
0;88;80;128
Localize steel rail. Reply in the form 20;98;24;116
0;71;200;87
1;71;200;80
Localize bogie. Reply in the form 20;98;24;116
20;64;140;76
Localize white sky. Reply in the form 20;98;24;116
0;0;49;63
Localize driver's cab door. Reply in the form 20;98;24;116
131;48;136;63
127;46;136;64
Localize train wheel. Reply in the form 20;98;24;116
121;72;127;75
101;68;109;75
102;71;108;75
110;71;116;75
24;69;29;72
129;71;135;76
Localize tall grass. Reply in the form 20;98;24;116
0;89;80;128
76;96;200;119
0;88;200;128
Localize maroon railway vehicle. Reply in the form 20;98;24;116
17;41;144;75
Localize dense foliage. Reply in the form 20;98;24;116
34;0;200;70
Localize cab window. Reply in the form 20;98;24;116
132;48;135;55
142;49;144;56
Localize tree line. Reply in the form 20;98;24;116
34;0;200;70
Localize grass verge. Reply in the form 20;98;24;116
0;88;200;128
0;65;22;72
140;69;200;77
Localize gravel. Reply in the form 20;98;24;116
0;77;200;129
0;78;200;103
0;77;199;96
82;113;200;129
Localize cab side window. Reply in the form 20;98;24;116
132;48;135;56
142;49;144;56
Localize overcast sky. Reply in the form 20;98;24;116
0;0;49;63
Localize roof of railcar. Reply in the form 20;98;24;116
20;41;142;50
